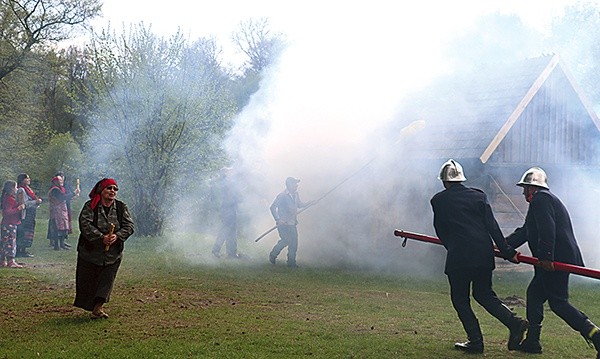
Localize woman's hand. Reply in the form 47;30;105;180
103;233;118;246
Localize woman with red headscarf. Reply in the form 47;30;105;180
47;175;79;250
74;178;134;319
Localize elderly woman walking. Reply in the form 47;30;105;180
1;181;26;268
16;173;42;258
74;178;134;319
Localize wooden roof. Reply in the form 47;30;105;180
396;54;600;164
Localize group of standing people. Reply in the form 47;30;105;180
0;172;81;268
1;173;136;319
0;173;45;267
431;159;600;358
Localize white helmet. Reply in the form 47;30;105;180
517;167;549;189
438;159;466;182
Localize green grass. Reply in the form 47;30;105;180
2;222;600;358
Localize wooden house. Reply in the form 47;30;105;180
392;53;600;234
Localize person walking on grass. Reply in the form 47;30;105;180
430;159;528;354
1;180;26;268
74;178;134;319
269;177;315;268
507;167;600;358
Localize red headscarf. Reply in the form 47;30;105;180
89;178;118;210
50;176;66;194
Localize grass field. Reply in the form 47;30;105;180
2;220;600;358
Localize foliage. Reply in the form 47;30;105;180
0;0;100;184
71;25;238;236
0;0;101;81
231;17;286;109
40;131;84;182
0;64;51;181
232;17;286;74
36;48;82;135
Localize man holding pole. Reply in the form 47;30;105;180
507;167;600;357
268;177;314;268
430;159;528;353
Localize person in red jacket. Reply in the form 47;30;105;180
1;180;26;268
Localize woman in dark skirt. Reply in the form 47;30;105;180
74;178;134;319
16;173;42;257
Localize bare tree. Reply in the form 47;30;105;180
232;17;285;73
0;0;101;80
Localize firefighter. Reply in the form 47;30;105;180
507;167;600;357
430;159;528;353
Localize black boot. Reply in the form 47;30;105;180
488;302;529;351
53;238;60;250
582;319;600;359
455;321;484;354
508;317;529;350
593;332;600;359
17;247;34;257
59;238;70;250
518;324;542;354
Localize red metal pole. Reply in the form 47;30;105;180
393;229;600;280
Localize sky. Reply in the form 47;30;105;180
89;0;579;147
93;1;575;68
83;0;600;271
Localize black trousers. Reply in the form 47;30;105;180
526;268;590;335
447;268;516;332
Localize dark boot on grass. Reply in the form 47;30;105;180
508;317;529;350
581;319;600;359
518;324;542;354
59;238;70;250
455;321;484;354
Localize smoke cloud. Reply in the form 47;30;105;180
150;1;600;278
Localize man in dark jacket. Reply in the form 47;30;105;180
431;159;528;353
507;167;600;358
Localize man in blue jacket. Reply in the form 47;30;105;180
507;167;600;358
431;159;528;353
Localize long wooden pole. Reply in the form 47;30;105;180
254;120;426;243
